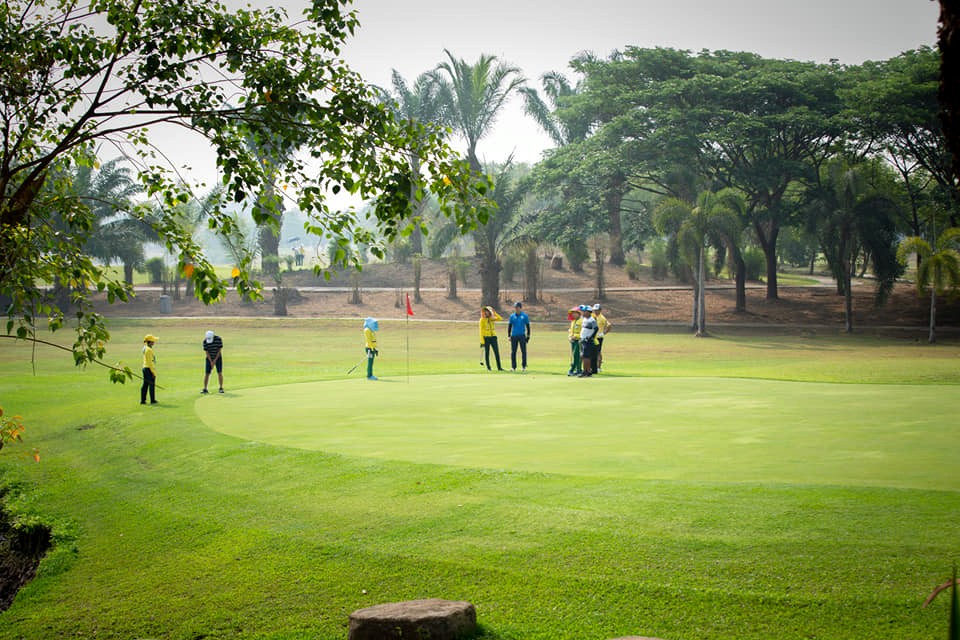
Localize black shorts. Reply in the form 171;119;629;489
581;341;597;359
205;356;223;374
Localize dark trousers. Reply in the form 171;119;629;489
483;336;502;370
510;336;528;369
141;368;156;403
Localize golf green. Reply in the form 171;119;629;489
194;374;957;490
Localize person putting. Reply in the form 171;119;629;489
202;330;224;394
363;317;379;380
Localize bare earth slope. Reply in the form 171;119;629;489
93;258;960;333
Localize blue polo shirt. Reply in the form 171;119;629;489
508;311;530;339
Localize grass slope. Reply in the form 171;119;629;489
0;318;958;639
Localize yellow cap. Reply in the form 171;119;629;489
143;335;159;343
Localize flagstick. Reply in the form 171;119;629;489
405;292;411;384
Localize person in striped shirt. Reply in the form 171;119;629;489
202;330;224;394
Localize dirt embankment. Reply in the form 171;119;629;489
92;257;960;332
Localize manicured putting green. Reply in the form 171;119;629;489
195;374;958;490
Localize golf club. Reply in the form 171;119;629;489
346;355;368;375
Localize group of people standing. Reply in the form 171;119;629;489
567;303;611;377
479;301;610;376
479;301;531;371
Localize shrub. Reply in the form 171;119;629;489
625;259;643;281
744;248;766;281
144;257;165;284
649;241;669;280
501;249;523;284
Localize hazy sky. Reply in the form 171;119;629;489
339;0;941;164
154;1;940;190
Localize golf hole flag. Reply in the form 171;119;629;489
405;293;415;316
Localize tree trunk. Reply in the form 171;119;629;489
479;256;501;308
447;265;458;300
843;260;854;334
123;262;134;285
928;284;937;344
349;273;362;305
259;224;281;282
755;221;780;300
689;266;699;333
413;256;423;303
594;246;607;301
733;253;747;312
696;245;707;336
523;244;539;303
274;287;288;316
605;175;626;266
763;241;779;300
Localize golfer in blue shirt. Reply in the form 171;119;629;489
507;301;531;371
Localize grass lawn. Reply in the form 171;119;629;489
1;318;959;639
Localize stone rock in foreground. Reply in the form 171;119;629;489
348;598;477;640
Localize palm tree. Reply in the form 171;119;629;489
710;189;750;312
431;50;525;173
520;71;589;147
807;160;903;333
77;159;149;285
654;190;740;336
376;71;449;255
472;161;532;307
431;50;525;306
897;227;960;343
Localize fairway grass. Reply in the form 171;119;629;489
1;318;959;639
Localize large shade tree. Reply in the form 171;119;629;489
844;48;958;234
554;48;847;301
0;0;481;378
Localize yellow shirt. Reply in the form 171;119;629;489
364;327;377;350
142;345;156;374
479;310;502;344
596;312;611;335
568;317;583;341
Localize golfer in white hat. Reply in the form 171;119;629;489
202;330;224;394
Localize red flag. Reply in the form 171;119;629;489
405;293;415;316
